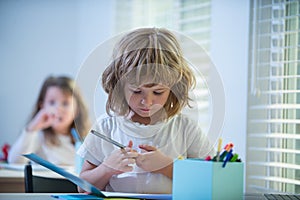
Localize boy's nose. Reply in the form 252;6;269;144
141;95;153;106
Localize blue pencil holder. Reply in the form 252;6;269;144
173;159;244;200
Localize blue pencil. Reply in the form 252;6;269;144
222;149;233;168
71;128;82;143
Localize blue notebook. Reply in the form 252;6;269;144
23;153;171;200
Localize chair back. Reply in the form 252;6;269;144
24;163;77;193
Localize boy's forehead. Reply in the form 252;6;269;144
127;82;169;89
124;64;178;85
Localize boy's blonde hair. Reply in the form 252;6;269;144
102;27;195;119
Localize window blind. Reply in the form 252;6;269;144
247;0;300;193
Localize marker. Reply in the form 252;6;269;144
230;153;239;162
219;150;228;161
219;142;234;161
222;149;233;168
177;155;184;160
90;129;126;149
205;156;212;161
224;142;234;152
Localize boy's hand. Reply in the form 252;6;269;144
102;141;138;175
136;144;173;173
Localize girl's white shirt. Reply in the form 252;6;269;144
77;113;215;194
8;129;75;166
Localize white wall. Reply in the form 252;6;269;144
0;0;250;164
0;0;113;147
210;0;250;161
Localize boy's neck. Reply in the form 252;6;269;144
130;109;167;125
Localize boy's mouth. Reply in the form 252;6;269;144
141;108;150;112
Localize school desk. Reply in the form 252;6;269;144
0;164;75;193
0;193;267;200
0;168;24;192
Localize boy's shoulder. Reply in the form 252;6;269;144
95;113;124;125
96;113;111;121
173;113;197;123
167;113;199;129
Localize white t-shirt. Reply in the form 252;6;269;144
8;129;75;166
78;113;215;194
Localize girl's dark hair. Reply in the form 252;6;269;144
29;75;90;145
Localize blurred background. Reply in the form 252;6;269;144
1;0;298;194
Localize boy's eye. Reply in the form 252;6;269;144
153;91;163;95
132;90;141;94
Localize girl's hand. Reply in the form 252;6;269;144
26;108;56;132
136;144;173;174
102;141;138;175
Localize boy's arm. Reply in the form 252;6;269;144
155;162;173;179
78;148;138;192
78;160;115;192
136;144;173;179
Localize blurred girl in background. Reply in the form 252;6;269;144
8;75;90;166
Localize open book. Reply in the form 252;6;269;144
23;153;172;200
